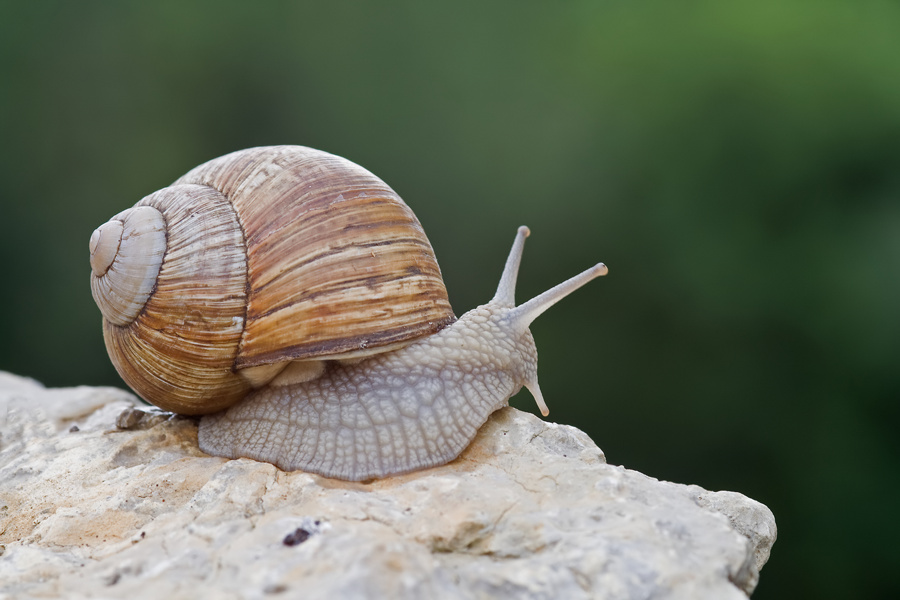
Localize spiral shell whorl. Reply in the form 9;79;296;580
99;184;251;414
90;145;456;415
175;146;456;368
89;220;123;277
89;207;166;326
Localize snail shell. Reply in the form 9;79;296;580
90;146;456;414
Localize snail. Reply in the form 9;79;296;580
89;145;607;481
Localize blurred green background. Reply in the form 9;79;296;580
2;1;899;597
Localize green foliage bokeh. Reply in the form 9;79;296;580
2;1;899;597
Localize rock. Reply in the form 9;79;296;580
0;372;776;599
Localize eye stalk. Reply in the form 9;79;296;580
491;226;608;416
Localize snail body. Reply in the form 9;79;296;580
90;146;607;481
201;227;606;480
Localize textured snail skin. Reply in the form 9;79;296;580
199;304;536;481
199;227;607;481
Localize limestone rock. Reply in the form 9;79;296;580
0;372;776;599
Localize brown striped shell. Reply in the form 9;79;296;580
89;146;456;414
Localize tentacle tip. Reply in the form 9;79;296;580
595;263;609;276
528;383;550;417
518;225;531;238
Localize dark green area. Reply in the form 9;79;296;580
2;1;898;597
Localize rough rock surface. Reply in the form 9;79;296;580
0;372;776;599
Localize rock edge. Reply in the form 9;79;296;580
0;372;776;599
